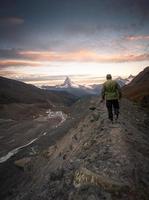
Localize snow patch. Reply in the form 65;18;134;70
47;109;67;125
43;132;47;136
125;77;134;85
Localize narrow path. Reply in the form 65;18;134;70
71;101;149;199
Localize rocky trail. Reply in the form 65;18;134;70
0;97;149;200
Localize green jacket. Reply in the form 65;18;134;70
102;80;121;100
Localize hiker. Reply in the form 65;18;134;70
101;74;122;122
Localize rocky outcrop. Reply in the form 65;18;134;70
74;167;129;193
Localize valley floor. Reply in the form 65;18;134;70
0;98;149;200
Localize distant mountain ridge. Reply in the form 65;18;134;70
116;75;135;87
42;77;102;97
42;75;134;97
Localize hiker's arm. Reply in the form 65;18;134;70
117;83;122;99
101;84;105;100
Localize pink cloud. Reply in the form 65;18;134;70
0;59;41;67
126;35;149;41
19;50;149;63
0;50;149;69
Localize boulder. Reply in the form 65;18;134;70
14;157;31;170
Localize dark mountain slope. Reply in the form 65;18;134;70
129;67;149;84
0;76;77;106
122;67;149;107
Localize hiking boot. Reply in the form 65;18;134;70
114;113;119;120
108;118;113;124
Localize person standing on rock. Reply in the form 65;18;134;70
101;74;122;122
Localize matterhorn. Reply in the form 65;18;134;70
59;76;80;88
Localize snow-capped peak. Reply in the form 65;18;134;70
64;77;73;87
125;74;135;85
115;75;135;86
59;76;80;88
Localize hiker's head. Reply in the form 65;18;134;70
106;74;112;80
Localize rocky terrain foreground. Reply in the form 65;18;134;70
0;97;149;200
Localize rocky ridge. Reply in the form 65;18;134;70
122;67;149;107
3;97;149;200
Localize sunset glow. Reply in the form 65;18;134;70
0;0;149;85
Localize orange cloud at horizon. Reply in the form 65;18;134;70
126;35;149;41
19;50;149;63
0;50;149;70
0;59;42;67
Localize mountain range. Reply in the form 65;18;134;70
0;76;78;120
0;66;148;120
42;76;102;97
116;74;135;87
0;67;149;200
42;75;134;97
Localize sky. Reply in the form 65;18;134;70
0;0;149;86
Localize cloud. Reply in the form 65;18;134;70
0;70;23;78
0;50;149;68
0;17;24;26
109;53;149;62
0;49;149;69
0;59;42;68
19;50;149;63
126;35;149;41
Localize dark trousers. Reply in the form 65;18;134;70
106;99;119;121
